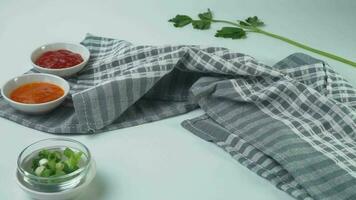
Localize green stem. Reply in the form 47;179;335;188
211;19;253;30
256;28;356;67
211;19;240;27
212;19;356;67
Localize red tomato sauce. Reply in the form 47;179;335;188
10;82;64;104
35;49;83;69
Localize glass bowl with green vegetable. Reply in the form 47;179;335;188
16;138;94;197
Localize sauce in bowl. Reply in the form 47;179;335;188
35;49;83;69
10;82;64;104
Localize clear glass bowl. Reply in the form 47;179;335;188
17;138;92;193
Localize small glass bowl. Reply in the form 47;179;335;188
17;138;92;193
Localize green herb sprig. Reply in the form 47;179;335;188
169;9;356;68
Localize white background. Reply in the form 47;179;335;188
0;0;355;199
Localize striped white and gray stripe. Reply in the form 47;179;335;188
1;34;356;199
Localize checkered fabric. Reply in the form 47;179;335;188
1;34;356;199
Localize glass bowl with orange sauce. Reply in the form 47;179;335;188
1;73;70;114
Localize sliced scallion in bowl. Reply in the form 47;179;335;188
31;148;83;178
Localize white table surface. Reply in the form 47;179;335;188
0;0;355;199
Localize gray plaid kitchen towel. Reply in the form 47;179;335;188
1;34;356;199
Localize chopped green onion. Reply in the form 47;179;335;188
31;147;83;178
35;166;45;176
39;158;48;166
55;162;64;171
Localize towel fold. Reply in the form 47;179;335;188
1;34;356;199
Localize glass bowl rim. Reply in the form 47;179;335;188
17;138;91;182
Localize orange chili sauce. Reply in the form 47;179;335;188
10;82;64;104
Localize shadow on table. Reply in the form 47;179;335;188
76;173;108;200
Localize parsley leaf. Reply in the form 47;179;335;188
192;20;211;30
193;9;213;29
168;15;192;27
239;21;249;26
245;16;264;27
215;27;246;39
198;9;212;20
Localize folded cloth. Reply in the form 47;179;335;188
1;34;356;199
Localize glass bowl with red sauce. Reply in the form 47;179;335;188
31;43;90;77
1;73;70;114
